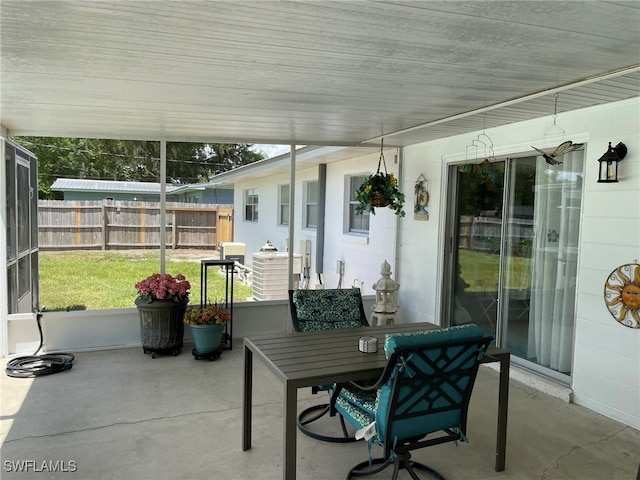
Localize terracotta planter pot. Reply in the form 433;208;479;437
135;298;187;357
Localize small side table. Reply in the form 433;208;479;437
200;259;235;350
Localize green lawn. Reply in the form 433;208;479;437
38;249;529;310
38;251;253;311
458;249;531;292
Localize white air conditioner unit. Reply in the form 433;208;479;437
252;252;302;301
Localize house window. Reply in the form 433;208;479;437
305;181;318;228
348;175;369;233
245;188;259;222
279;184;289;226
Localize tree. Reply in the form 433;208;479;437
12;137;265;198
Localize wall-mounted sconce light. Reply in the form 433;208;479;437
597;142;627;183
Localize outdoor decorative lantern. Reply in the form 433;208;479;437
597;141;627;183
371;260;399;326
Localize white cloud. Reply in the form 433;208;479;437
250;144;291;159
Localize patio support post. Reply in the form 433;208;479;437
496;351;510;471
0;129;7;357
287;146;296;295
316;163;326;279
394;148;402;281
242;345;253;451
160;140;167;274
284;379;297;479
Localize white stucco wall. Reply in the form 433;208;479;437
398;97;640;429
232;164;319;271
322;152;400;294
233;149;400;296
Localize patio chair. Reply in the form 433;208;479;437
334;324;492;479
289;288;369;443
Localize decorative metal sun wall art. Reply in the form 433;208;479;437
604;262;640;329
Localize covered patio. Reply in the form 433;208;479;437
2;2;640;478
1;343;638;480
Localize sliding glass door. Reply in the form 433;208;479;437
445;151;584;378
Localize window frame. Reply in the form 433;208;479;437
347;175;369;233
304;180;318;229
244;188;259;222
279;184;289;226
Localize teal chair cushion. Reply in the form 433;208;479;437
376;324;485;441
339;387;378;416
335;391;381;443
335;324;486;448
383;323;484;355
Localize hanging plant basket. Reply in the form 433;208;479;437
354;140;406;217
370;189;391;207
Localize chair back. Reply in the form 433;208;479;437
376;325;491;453
289;288;369;332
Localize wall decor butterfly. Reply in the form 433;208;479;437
531;140;584;165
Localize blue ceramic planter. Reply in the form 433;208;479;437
189;324;225;354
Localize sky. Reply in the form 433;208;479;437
250;144;291;159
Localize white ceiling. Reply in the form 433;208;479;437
1;1;639;147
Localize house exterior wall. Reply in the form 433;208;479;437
61;191;224;203
232;150;400;295
322;152;400;293
201;188;233;205
54;181;232;204
171;189;233;204
60;191;160;202
398;97;640;429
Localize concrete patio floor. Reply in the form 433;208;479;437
1;342;638;480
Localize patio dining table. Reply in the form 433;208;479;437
242;322;510;480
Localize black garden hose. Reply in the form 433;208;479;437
5;311;75;378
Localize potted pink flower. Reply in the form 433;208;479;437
134;273;191;358
135;273;191;304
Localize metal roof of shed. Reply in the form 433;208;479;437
51;178;179;194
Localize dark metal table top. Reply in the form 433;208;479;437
244;322;506;387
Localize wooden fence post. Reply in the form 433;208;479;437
101;201;107;250
171;207;177;250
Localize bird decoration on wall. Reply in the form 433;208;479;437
414;174;429;220
531;140;584;165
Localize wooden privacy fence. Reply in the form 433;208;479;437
38;200;233;251
459;215;533;256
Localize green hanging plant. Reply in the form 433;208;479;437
354;141;406;217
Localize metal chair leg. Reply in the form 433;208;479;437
297;403;357;443
347;453;446;480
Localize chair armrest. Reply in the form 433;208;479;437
336;356;398;396
348;378;381;391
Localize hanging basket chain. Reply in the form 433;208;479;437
371;138;390;207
